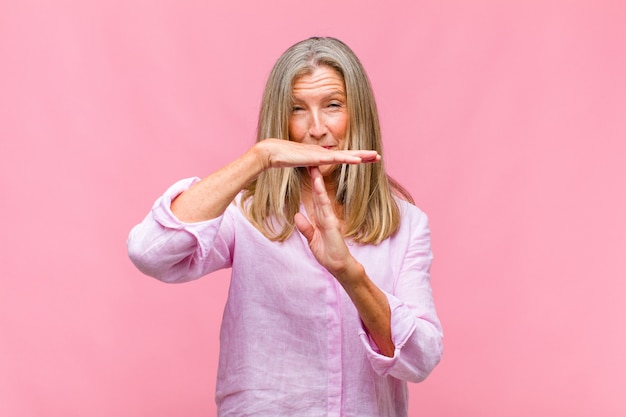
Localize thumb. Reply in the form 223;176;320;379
294;212;315;242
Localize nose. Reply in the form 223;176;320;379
308;110;327;140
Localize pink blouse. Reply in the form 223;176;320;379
127;177;443;417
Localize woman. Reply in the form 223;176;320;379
128;36;442;417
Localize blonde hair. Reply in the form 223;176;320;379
242;36;413;244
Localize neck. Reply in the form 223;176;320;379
300;169;343;217
301;169;338;197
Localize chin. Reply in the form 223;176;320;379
319;164;338;177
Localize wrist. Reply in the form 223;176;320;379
334;256;365;287
249;141;271;173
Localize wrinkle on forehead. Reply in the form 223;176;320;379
292;66;346;97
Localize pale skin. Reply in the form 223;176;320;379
171;66;395;357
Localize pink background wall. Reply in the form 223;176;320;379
1;1;624;416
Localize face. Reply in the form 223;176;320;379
289;65;349;176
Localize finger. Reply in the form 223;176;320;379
294;212;315;242
355;151;381;163
318;152;362;165
309;167;327;199
322;150;380;165
309;167;336;227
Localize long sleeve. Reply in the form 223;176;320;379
358;203;443;382
127;177;234;283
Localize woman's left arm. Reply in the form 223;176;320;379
294;167;396;357
359;209;443;382
294;167;442;380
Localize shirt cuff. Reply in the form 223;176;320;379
358;292;418;376
150;177;224;259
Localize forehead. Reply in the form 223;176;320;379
292;66;345;95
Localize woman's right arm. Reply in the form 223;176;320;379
168;143;265;223
127;140;379;281
169;139;379;223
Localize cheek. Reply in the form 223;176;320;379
289;119;307;142
333;114;349;138
288;119;303;142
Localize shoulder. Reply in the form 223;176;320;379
395;197;429;226
391;197;431;248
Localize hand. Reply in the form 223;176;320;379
294;167;359;277
255;139;380;170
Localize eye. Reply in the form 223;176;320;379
328;101;343;109
291;105;304;113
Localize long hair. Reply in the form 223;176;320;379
241;36;413;244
